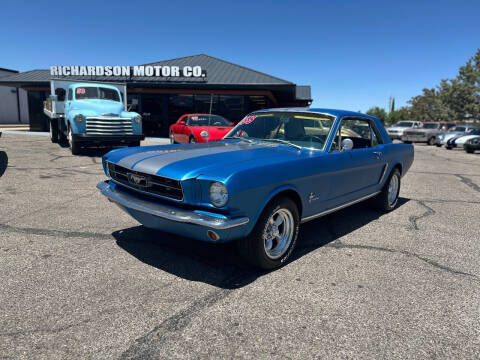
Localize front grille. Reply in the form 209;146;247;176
107;162;183;201
404;131;424;136
86;117;133;135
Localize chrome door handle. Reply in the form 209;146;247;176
373;151;383;158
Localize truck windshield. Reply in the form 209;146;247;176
75;87;120;102
395;121;414;127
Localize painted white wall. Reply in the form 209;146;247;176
0;69;27;124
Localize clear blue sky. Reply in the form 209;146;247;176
1;0;479;111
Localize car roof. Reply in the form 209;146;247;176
254;107;377;120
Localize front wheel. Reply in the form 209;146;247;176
402;140;412;144
427;137;436;145
371;168;401;211
189;136;196;143
68;126;81;155
170;131;176;144
466;148;474;154
237;196;299;269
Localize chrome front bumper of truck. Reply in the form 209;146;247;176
97;181;249;230
401;134;428;142
73;134;144;143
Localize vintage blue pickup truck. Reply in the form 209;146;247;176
44;80;144;154
98;108;414;269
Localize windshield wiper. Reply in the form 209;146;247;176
224;136;255;144
260;138;302;149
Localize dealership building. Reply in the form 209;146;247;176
0;54;311;137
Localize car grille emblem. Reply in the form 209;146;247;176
127;173;149;187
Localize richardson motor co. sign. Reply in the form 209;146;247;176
50;65;206;78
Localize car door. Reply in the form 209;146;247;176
175;116;187;143
328;117;387;200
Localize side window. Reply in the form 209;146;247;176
330;118;381;151
68;89;72;101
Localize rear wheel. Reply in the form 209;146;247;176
237;196;299;269
49;120;58;143
68;125;81;155
371;168;401;212
466;148;474;154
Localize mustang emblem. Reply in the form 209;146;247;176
127;173;149;187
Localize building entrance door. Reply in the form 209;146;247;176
140;94;168;137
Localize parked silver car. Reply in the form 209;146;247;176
386;121;422;140
435;125;477;147
401;122;446;145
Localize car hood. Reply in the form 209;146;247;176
72;99;125;115
105;140;302;180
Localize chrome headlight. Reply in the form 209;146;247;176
74;114;83;122
134;115;142;124
200;130;209;139
209;182;228;207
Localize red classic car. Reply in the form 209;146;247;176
169;114;234;143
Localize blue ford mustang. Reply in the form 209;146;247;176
98;108;414;269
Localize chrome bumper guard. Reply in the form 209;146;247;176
97;181;249;230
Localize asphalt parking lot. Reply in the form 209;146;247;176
1;134;479;359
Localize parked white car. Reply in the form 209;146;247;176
446;128;480;149
435;125;477;147
386;121;422;140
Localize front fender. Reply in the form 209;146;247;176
67;109;98;133
120;111;142;134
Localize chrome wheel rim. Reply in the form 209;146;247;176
388;174;399;206
170;132;174;144
68;127;73;146
49;123;53;137
263;208;294;260
190;137;196;143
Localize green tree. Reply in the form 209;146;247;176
366;106;387;124
387;106;411;124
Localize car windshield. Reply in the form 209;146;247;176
75;87;120;102
453;126;466;132
422;123;439;129
186;115;230;126
395;121;414;127
224;111;335;150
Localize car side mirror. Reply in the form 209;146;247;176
341;138;354;151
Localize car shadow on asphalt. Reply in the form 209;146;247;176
113;197;410;289
0;151;8;177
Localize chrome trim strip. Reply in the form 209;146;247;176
300;191;381;223
378;163;389;184
97;181;249;230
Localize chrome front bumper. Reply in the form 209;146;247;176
97;181;249;230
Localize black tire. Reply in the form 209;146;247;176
129;141;141;147
170;132;176;144
427;137;435;145
237;196;299;269
466;148;474;154
402;140;412;144
371;168;401;212
49;120;58;143
436;144;442;147
68;126;81;155
445;146;452;150
189;136;196;143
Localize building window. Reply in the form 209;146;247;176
168;95;193;125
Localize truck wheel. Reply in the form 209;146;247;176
49;120;58;143
67;126;81;155
129;141;141;147
402;141;412;144
237;196;299;269
427;137;435;145
371;168;401;212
